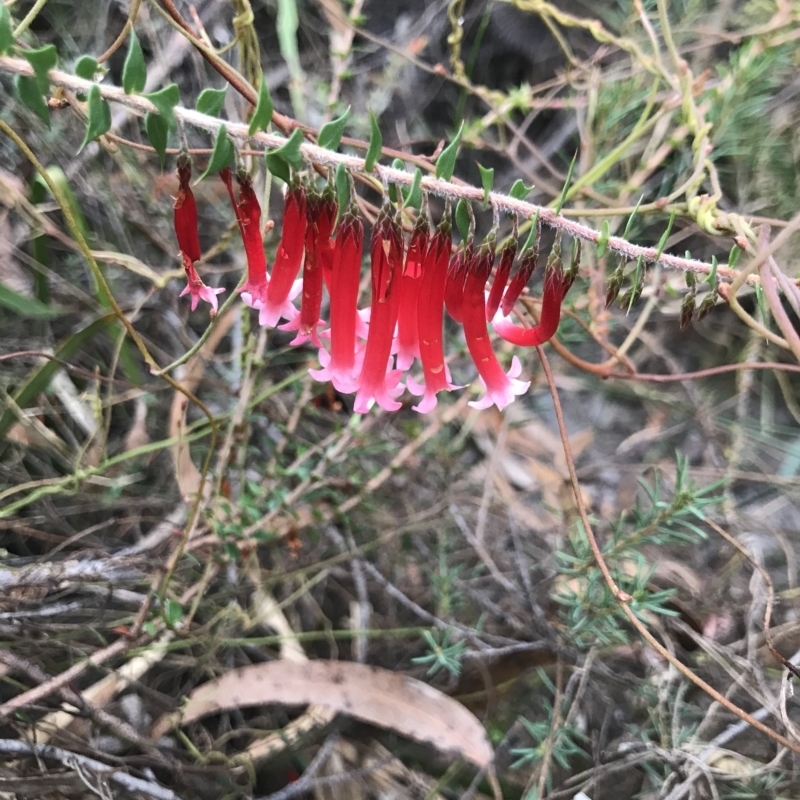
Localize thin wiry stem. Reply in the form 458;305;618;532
0;54;764;287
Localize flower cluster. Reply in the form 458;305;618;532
173;163;578;413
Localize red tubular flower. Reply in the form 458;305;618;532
235;172;270;314
309;210;364;392
282;186;336;347
407;211;458;413
174;156;224;312
444;242;469;323
259;180;307;326
493;231;575;347
174;157;202;265
463;236;529;410
500;216;541;317
485;235;518;321
395;211;430;371
353;206;405;413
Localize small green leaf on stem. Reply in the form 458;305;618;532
145;112;168;170
196;86;227;117
78;84;111;152
75;55;100;81
622;195;644;240
23;45;57;93
122;30;146;94
248;74;274;135
597;219;610;258
654;211;676;260
0;5;13;55
521;210;539;253
388;157;404;204
455;198;472;242
199;124;234;180
553;149;578;216
334;162;350;223
318;107;349;151
509;179;533;201
477;163;494;209
164;597;183;627
145;83;180;129
364;111;382;173
14;75;50;126
706;255;718;286
402;168;422;210
265;127;304;183
435;122;463;181
727;244;741;269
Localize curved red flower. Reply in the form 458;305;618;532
260;181;307;326
353;207;405;413
485;235;517;321
501;216;541;317
395;211;430;371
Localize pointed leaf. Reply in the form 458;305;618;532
455;198;471;242
318;107;349;151
179;660;494;769
0;4;13;55
654;211;675;260
122;30;146;94
265;127;304;182
248;73;273;135
435;122;463;181
145;83;180;129
334;162;350;222
145;112;169;170
509;179;533;201
597;219;610;257
196;86;227;117
364;111;381;173
402;167;422;210
75;55;101;81
78;84;111;152
554;149;578;215
199;124;234;180
14;75;49;126
388;157;404;204
622;195;644;239
0;283;61;319
477;163;494;209
22;45;57;93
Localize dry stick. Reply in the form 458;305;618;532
97;0;142;63
0;54;766;287
0;740;181;800
535;344;800;756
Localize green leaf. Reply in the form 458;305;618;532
622;195;644;239
144;83;180;129
199;124;234;180
402;167;422;210
364;111;381;173
0;313;116;443
37;166;88;240
706;255;718;286
265;152;290;184
265;127;304;183
122;30;146;94
0;282;61;319
455;198;471;241
22;45;57;93
334;162;350;222
318;107;349;151
727;244;741;269
145;112;169;170
435;122;463;181
509;179;533;201
196;86;227;117
477;163;494;209
654;211;675;260
0;4;13;55
78;84;111;152
597;219;610;258
388;157;404;204
14;75;49;126
553;149;578;215
248;73;273;135
163;598;183;627
74;55;101;81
